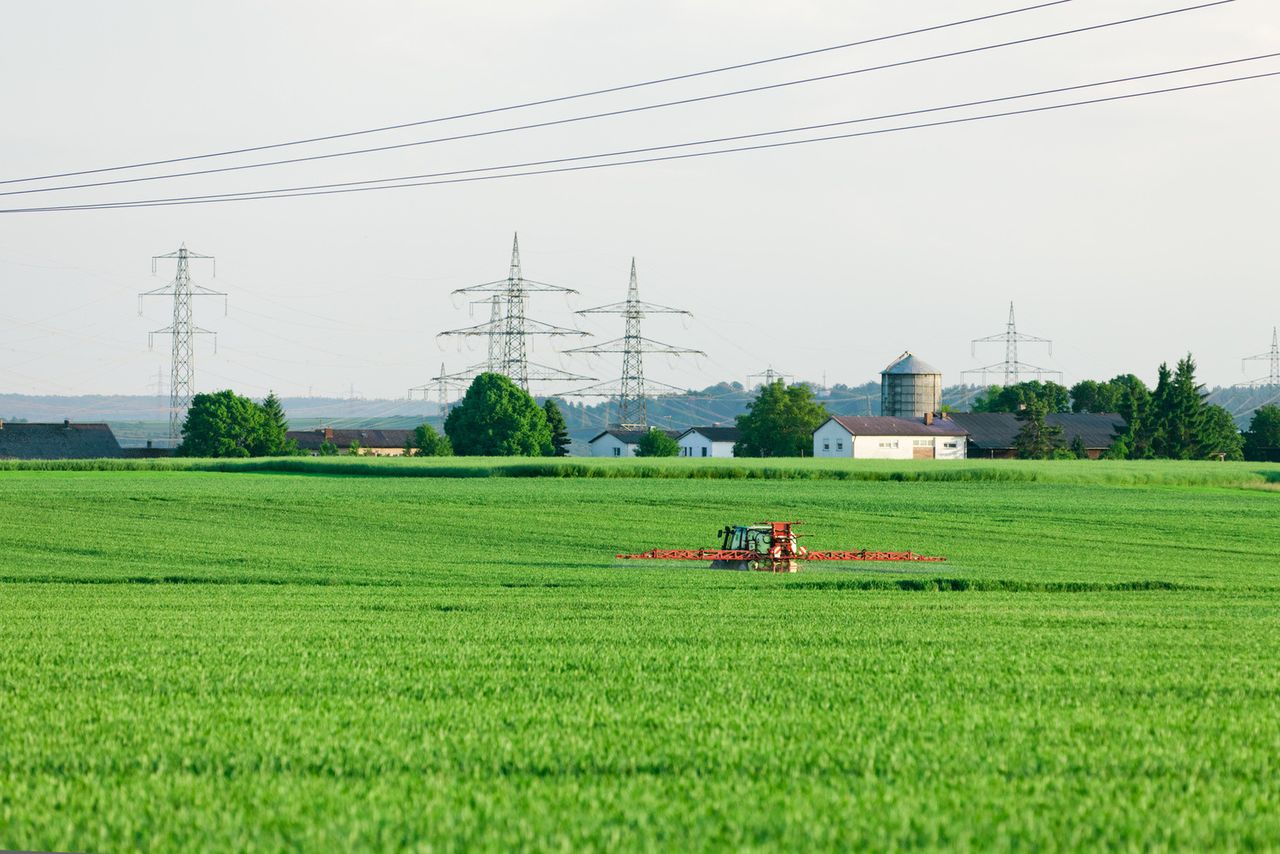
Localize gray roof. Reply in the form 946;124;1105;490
588;428;682;445
287;428;415;450
882;352;941;376
824;415;967;437
947;412;1126;450
678;426;741;443
0;422;123;459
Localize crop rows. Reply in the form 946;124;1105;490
1;467;1278;850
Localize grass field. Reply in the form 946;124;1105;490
2;460;1279;850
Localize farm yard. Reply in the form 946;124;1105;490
2;459;1279;850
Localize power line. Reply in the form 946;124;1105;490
32;51;1277;211
0;1;1077;186
0;0;1233;199
8;66;1276;215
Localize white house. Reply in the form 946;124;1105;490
587;428;682;457
676;426;740;458
812;415;967;460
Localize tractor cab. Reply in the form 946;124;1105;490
713;522;802;572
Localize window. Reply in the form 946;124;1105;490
613;447;621;457
823;441;830;451
701;447;708;457
878;440;899;449
836;441;843;450
943;441;958;449
913;439;932;447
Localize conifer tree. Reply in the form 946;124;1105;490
543;399;571;457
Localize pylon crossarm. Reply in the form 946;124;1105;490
565;335;704;355
576;300;691;315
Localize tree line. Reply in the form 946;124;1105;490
177;374;572;458
178;362;1279;461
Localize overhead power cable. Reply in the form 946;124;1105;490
0;0;1232;198
0;0;1076;186
4;63;1275;214
14;52;1271;210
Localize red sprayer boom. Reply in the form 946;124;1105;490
616;521;945;573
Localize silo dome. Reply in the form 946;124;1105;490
881;351;942;418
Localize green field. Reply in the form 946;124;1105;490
2;460;1279;850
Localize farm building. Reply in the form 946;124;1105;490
587;427;682;457
677;426;740;458
947;412;1125;459
287;427;416;456
813;415;967;460
0;420;124;460
881;352;943;418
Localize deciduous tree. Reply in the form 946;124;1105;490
444;372;552;456
177;390;267;458
734;381;828;457
635;429;679;457
409;423;453;456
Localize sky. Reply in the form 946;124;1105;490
1;0;1278;402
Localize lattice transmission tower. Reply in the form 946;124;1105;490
436;234;591;391
962;301;1060;385
138;244;225;439
1240;326;1280;387
748;366;791;388
562;258;704;429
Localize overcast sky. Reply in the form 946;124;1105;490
1;0;1278;401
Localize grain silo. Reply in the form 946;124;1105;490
880;352;942;418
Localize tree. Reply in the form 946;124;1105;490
318;439;339;456
1244;405;1280;462
1069;434;1089;459
254;391;298;456
974;381;1071;414
734;381;828;457
635;429;679;457
348;439;362;456
444;372;552;456
1012;400;1064;459
543;400;571;457
1197;404;1243;461
177;390;268;457
409;423;453;457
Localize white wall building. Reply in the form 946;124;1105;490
813;415;967;460
587;428;682;457
676;426;740;458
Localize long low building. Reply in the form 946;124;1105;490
287;427;416;456
813;415;968;460
946;412;1125;459
0;420;124;459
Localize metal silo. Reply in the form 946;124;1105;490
880;352;942;418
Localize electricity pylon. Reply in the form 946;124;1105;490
138;244;225;439
963;301;1060;385
749;366;791;388
437;233;588;391
1240;326;1280;387
562;258;704;429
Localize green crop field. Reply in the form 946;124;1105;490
2;459;1279;851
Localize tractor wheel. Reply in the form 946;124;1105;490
746;559;761;572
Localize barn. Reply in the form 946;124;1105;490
813;415;967;460
946;412;1125;459
287;427;416;456
0;420;124;460
676;426;740;458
